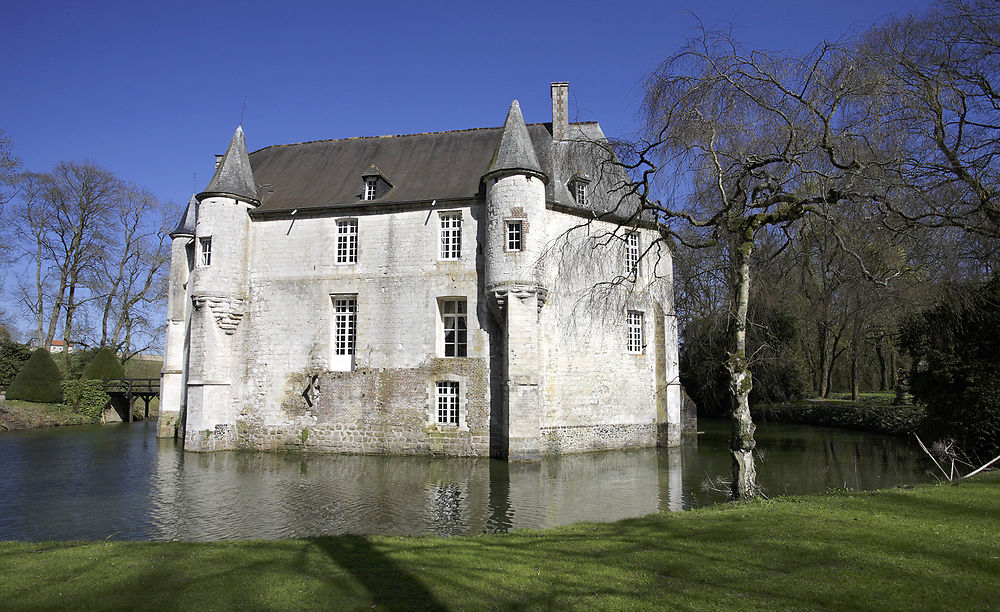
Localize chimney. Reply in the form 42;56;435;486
551;82;569;141
214;154;224;170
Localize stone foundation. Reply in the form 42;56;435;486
540;423;657;455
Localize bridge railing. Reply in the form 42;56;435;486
103;378;160;422
104;378;160;394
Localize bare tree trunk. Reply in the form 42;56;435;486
817;323;829;397
875;340;887;392
850;342;860;401
728;240;758;500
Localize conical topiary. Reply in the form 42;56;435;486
82;347;125;380
6;348;63;403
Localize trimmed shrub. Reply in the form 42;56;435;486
0;340;32;387
6;348;63;403
82;347;124;381
61;379;111;422
753;400;926;438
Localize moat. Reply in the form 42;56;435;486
0;419;933;541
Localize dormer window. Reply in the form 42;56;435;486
361;164;392;202
569;173;591;206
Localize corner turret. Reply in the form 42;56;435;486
197;125;260;206
158;194;200;439
482;100;549;461
185;126;258;451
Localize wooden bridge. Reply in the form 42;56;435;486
104;378;159;423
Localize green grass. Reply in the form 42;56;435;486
122;358;162;379
0;399;92;429
1;473;997;610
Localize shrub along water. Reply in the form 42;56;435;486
60;379;112;423
753;398;926;437
5;348;63;403
901;276;1000;460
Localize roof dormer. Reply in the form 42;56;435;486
568;172;591;207
361;164;392;201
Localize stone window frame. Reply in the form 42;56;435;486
624;231;640;277
330;293;358;371
335;218;359;264
427;374;469;431
198;236;212;267
506;219;524;252
626;310;645;354
438;211;463;260
437;297;468;358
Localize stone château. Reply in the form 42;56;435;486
158;82;681;459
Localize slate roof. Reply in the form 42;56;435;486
484;100;545;182
198;126;260;206
169;194;198;238
248;119;644;223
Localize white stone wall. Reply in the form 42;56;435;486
230;204;497;455
536;211;677;452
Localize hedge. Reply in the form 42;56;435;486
6;348;63;403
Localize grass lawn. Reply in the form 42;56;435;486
1;472;997;610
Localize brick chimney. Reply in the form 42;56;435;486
551;82;569;141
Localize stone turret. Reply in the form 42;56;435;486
157;194;198;438
185;126;259;451
483;101;549;461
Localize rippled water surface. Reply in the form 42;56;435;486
0;419;934;541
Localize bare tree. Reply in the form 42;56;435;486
860;0;1000;236
93;185;170;358
622;26;889;499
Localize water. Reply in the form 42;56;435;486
0;419;934;541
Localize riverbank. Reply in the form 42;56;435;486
2;472;996;610
753;394;926;437
0;399;92;430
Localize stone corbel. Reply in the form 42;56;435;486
192;294;246;335
492;285;548;314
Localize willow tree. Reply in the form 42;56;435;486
623;28;887;499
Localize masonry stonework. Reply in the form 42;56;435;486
159;83;682;459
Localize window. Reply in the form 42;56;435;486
199;237;212;267
506;220;523;251
331;296;357;371
627;310;644;354
441;299;467;357
364;178;378;201
436;381;459;425
336;219;358;263
575;181;587;206
440;213;462;260
625;231;640;276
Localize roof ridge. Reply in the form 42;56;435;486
249;121;598;156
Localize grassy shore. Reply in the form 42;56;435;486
0;399;92;430
1;473;997;610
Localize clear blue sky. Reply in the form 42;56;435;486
2;0;930;211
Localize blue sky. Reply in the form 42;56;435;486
2;0;929;210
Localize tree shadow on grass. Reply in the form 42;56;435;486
310;536;448;611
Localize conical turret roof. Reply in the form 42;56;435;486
169;194;198;238
197;126;260;205
483;100;547;182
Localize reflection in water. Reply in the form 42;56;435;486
0;419;934;541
